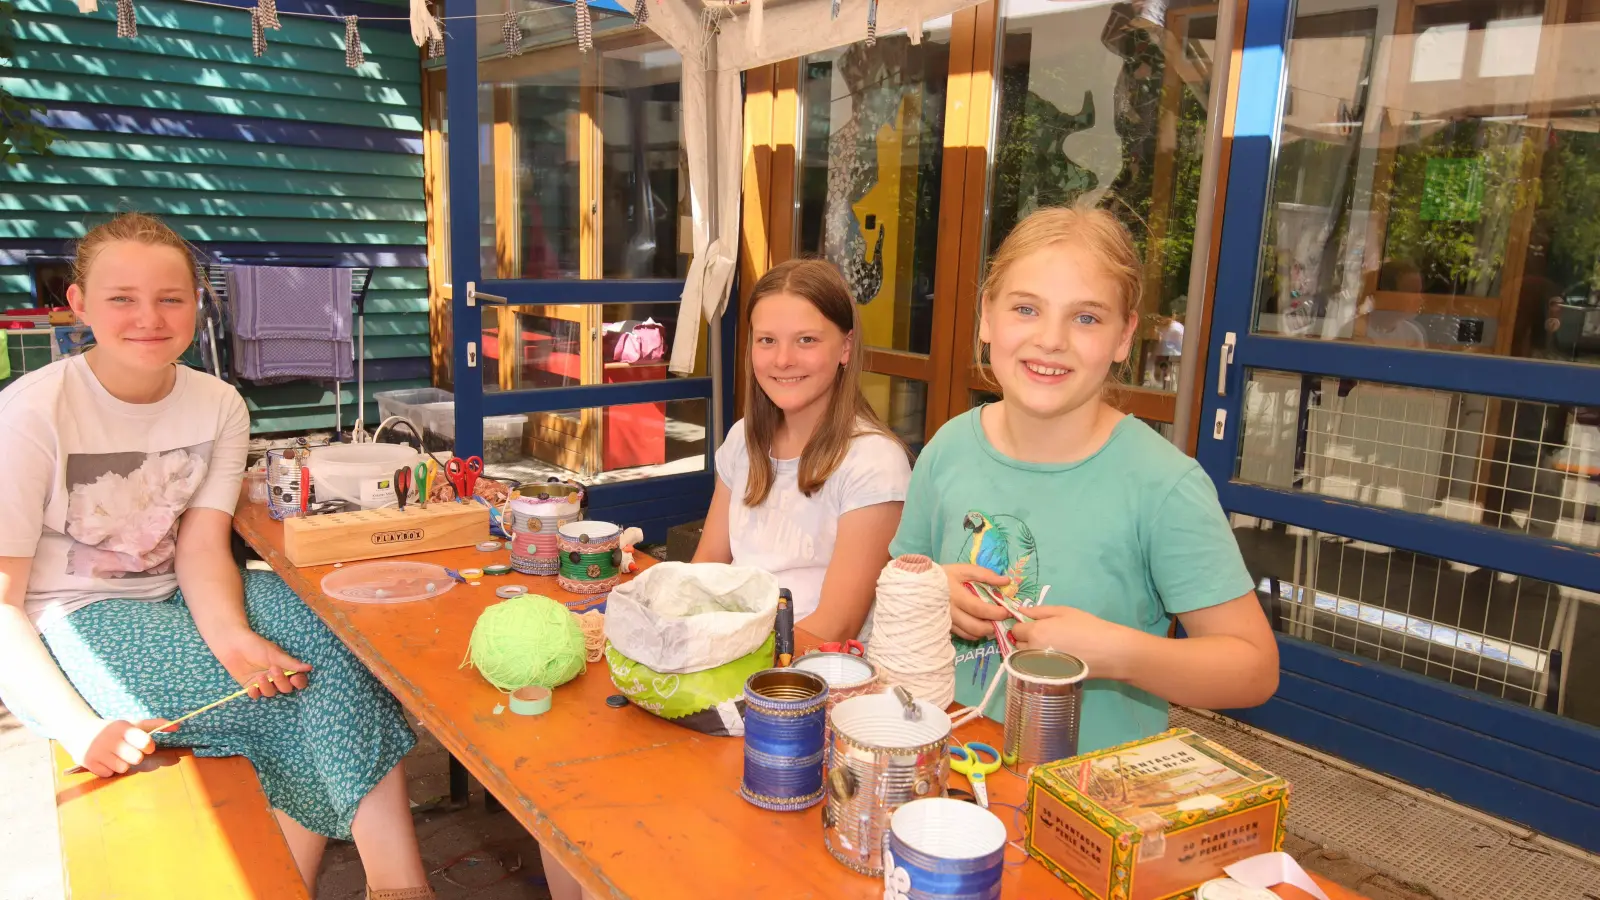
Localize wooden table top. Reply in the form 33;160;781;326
233;498;1362;900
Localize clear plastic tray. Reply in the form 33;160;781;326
320;561;457;604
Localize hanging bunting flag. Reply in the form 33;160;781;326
501;7;522;55
631;0;647;27
830;0;839;20
258;0;280;29
428;30;444;57
75;0;98;13
748;0;763;52
865;0;877;47
409;0;443;48
251;5;267;56
574;0;592;52
115;0;137;38
345;16;364;68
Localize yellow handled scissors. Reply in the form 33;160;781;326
949;740;1002;808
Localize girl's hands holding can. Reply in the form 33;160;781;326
1009;606;1137;678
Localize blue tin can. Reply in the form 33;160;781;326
885;798;1006;900
740;668;829;812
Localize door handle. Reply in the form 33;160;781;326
1217;331;1237;397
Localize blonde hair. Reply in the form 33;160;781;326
976;203;1143;389
72;212;199;293
740;259;907;507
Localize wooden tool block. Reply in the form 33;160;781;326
284;503;491;567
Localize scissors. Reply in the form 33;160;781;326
948;741;1001;808
413;461;431;508
394;466;412;513
447;456;483;501
817;639;865;656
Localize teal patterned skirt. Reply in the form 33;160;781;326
39;569;416;840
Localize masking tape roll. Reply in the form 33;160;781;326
496;584;529;599
459;568;484;579
477;541;503;552
509;685;552;716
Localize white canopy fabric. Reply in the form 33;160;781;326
639;0;987;376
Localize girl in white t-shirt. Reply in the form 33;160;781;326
694;258;912;641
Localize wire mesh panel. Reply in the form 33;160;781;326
1235;515;1597;728
1237;370;1600;550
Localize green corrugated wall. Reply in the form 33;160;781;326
0;0;430;433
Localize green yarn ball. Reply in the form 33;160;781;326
466;594;587;691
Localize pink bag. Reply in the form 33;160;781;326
611;321;666;364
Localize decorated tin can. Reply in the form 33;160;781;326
508;484;583;576
792;650;879;711
823;690;952;877
1001;648;1088;776
741;668;829;811
885;798;1006;900
556;520;622;594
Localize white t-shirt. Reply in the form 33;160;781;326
715;418;912;620
0;356;251;630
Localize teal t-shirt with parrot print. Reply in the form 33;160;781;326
888;408;1255;755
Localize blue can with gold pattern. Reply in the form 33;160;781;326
740;668;829;811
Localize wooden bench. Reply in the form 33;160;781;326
51;743;309;899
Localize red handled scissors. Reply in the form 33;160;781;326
817;639;865;656
446;456;483;501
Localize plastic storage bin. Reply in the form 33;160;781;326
417;402;525;463
375;387;453;429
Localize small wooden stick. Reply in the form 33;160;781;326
62;670;300;776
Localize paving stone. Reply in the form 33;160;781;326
1283;833;1321;861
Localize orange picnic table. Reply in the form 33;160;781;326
234;498;1362;900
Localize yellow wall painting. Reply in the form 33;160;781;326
850;91;922;353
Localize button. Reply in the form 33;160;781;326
605;694;628;708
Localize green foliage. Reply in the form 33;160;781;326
1382;119;1535;297
1538;127;1600;293
0;0;60;165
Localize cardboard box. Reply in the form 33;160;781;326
1024;728;1290;900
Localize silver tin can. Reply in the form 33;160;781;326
1002;648;1088;776
792;651;879;710
822;690;952;877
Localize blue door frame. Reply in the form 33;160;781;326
443;0;733;542
1199;0;1600;852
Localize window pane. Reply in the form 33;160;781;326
478;401;708;482
1260;1;1600;365
860;373;928;453
796;26;953;355
478;57;582;278
988;0;1217;392
1239;517;1595;725
480;303;678;393
1236;368;1600;551
601;44;687;278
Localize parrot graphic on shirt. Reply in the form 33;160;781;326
957;510;1042;686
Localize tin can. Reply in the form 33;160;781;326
823;690;952;877
885;798;1006;900
556;520;621;594
508;490;581;576
791;651;878;711
741;668;829;812
1001;648;1087;776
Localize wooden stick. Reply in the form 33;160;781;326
62;671;300;776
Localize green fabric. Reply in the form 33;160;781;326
38;570;416;839
889;409;1255;754
605;634;775;734
0;332;9;381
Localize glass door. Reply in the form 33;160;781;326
1201;0;1600;852
444;0;720;540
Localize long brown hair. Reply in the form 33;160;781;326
741;259;904;507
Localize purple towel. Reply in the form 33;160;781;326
227;265;353;341
231;332;355;383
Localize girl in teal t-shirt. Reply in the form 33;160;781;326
888;205;1278;754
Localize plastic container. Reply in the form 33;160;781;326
375;387;452;426
417;402;526;464
306;443;423;509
